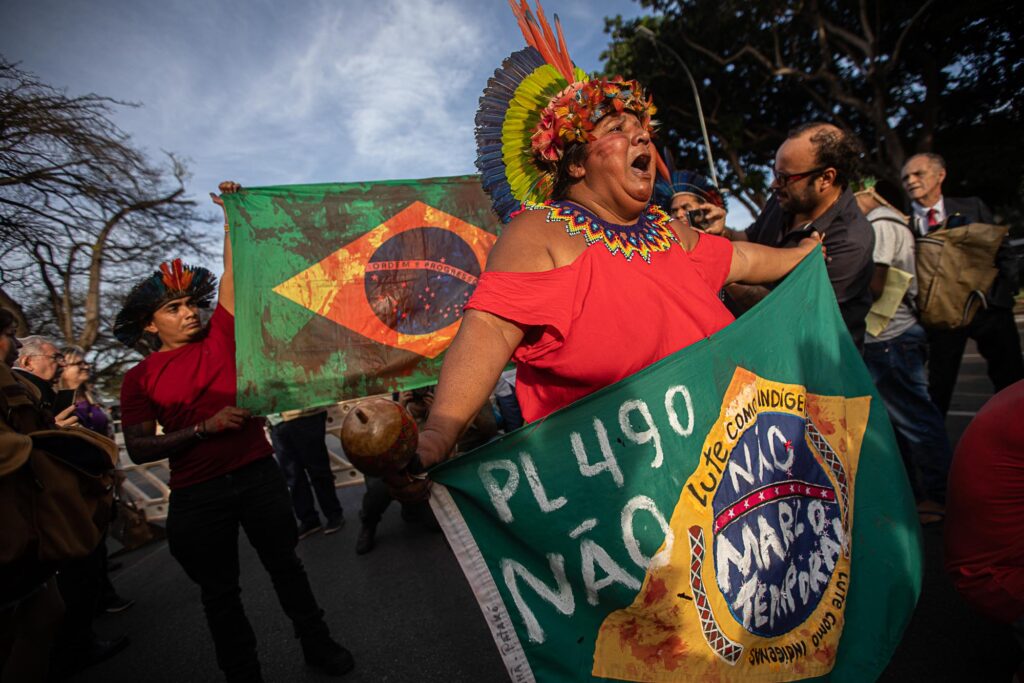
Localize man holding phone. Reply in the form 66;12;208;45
653;168;728;234
12;336;78;427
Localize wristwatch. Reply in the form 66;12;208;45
193;422;208;440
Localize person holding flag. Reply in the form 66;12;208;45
116;183;354;682
384;3;920;682
412;7;821;470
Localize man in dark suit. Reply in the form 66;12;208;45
901;153;1023;414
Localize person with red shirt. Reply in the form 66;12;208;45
945;379;1024;678
116;182;353;682
410;16;823;471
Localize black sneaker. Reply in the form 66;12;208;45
323;514;345;535
297;519;322;540
302;636;354;677
355;524;376;555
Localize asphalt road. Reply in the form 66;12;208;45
73;318;1024;683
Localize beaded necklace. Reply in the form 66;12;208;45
532;200;677;263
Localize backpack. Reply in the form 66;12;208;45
914;222;1008;330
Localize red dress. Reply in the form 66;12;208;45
465;202;735;422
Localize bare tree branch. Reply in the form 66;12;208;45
0;56;213;390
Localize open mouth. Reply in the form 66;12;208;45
631;153;651;173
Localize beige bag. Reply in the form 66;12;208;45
915;223;1008;329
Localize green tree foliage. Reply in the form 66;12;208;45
602;0;1023;230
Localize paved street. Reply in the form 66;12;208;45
73;318;1024;683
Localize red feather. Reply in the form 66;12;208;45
553;14;575;80
159;258;194;291
655;149;671;182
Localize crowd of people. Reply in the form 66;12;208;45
2;4;1022;682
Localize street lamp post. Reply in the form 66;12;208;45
635;26;719;188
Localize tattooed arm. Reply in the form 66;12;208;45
122;406;251;464
123;420;197;464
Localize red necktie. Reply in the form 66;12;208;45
927;208;939;228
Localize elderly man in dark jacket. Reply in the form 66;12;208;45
901;152;1023;414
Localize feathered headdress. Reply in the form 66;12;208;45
476;0;667;222
652;148;724;211
653;171;725;211
113;258;217;348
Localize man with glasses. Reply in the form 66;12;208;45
712;122;875;348
13;336;77;426
12;335;128;674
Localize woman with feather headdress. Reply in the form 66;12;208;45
410;1;822;471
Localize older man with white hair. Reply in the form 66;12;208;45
13;335;77;427
901;152;1023;414
8;333;127;675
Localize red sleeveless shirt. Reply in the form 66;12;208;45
465;202;735;422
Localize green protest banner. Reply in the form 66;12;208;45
223;177;501;414
430;252;922;682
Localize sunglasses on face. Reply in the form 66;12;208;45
772;166;826;187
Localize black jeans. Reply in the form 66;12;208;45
927;306;1024;415
270;413;343;526
166;457;331;682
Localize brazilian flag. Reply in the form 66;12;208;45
223;176;499;415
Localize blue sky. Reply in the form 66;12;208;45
1;0;648;209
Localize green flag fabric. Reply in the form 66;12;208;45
224;177;501;414
430;252;922;683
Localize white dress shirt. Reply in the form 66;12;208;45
910;197;945;235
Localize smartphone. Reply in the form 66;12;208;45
686;209;709;230
53;389;75;414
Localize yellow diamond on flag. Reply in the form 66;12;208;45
273;201;497;359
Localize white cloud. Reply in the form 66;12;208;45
172;0;491;186
2;0;644;194
340;0;487;177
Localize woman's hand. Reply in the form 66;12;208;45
416;427;452;469
798;231;828;262
55;404;79;428
202;406;251;434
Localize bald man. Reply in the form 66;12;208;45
721;122;874;348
